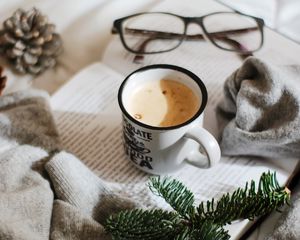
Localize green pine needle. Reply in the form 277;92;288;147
189;220;229;240
105;209;181;240
148;176;195;218
105;171;290;240
195;171;290;225
173;222;229;240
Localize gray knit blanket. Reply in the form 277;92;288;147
218;57;300;159
218;57;300;239
0;90;137;240
0;57;300;239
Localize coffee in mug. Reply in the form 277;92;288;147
118;64;221;174
127;79;200;127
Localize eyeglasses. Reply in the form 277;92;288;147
112;12;264;62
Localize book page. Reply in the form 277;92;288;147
51;62;298;239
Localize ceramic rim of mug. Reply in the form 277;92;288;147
118;64;208;131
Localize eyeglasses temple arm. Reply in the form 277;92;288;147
112;27;257;63
133;36;159;63
216;36;253;59
111;26;118;34
119;26;259;40
186;26;259;40
132;35;253;63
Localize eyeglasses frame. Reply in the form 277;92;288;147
112;11;265;55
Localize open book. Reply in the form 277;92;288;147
50;0;300;239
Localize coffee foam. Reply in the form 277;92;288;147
127;79;200;127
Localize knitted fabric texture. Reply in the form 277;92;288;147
0;90;137;240
218;57;300;158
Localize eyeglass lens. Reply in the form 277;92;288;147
121;13;185;54
203;12;262;52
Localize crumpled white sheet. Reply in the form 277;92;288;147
218;0;300;43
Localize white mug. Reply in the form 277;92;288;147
118;64;221;174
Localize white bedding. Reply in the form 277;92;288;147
0;1;299;239
219;0;300;43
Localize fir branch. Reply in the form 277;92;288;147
189;220;229;240
173;220;230;240
105;209;182;240
105;171;291;240
106;209;229;240
195;171;290;225
148;176;195;218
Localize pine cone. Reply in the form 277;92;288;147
0;66;7;95
0;8;63;75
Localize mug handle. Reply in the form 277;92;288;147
183;126;221;168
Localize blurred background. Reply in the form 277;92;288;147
219;0;300;43
0;0;299;94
